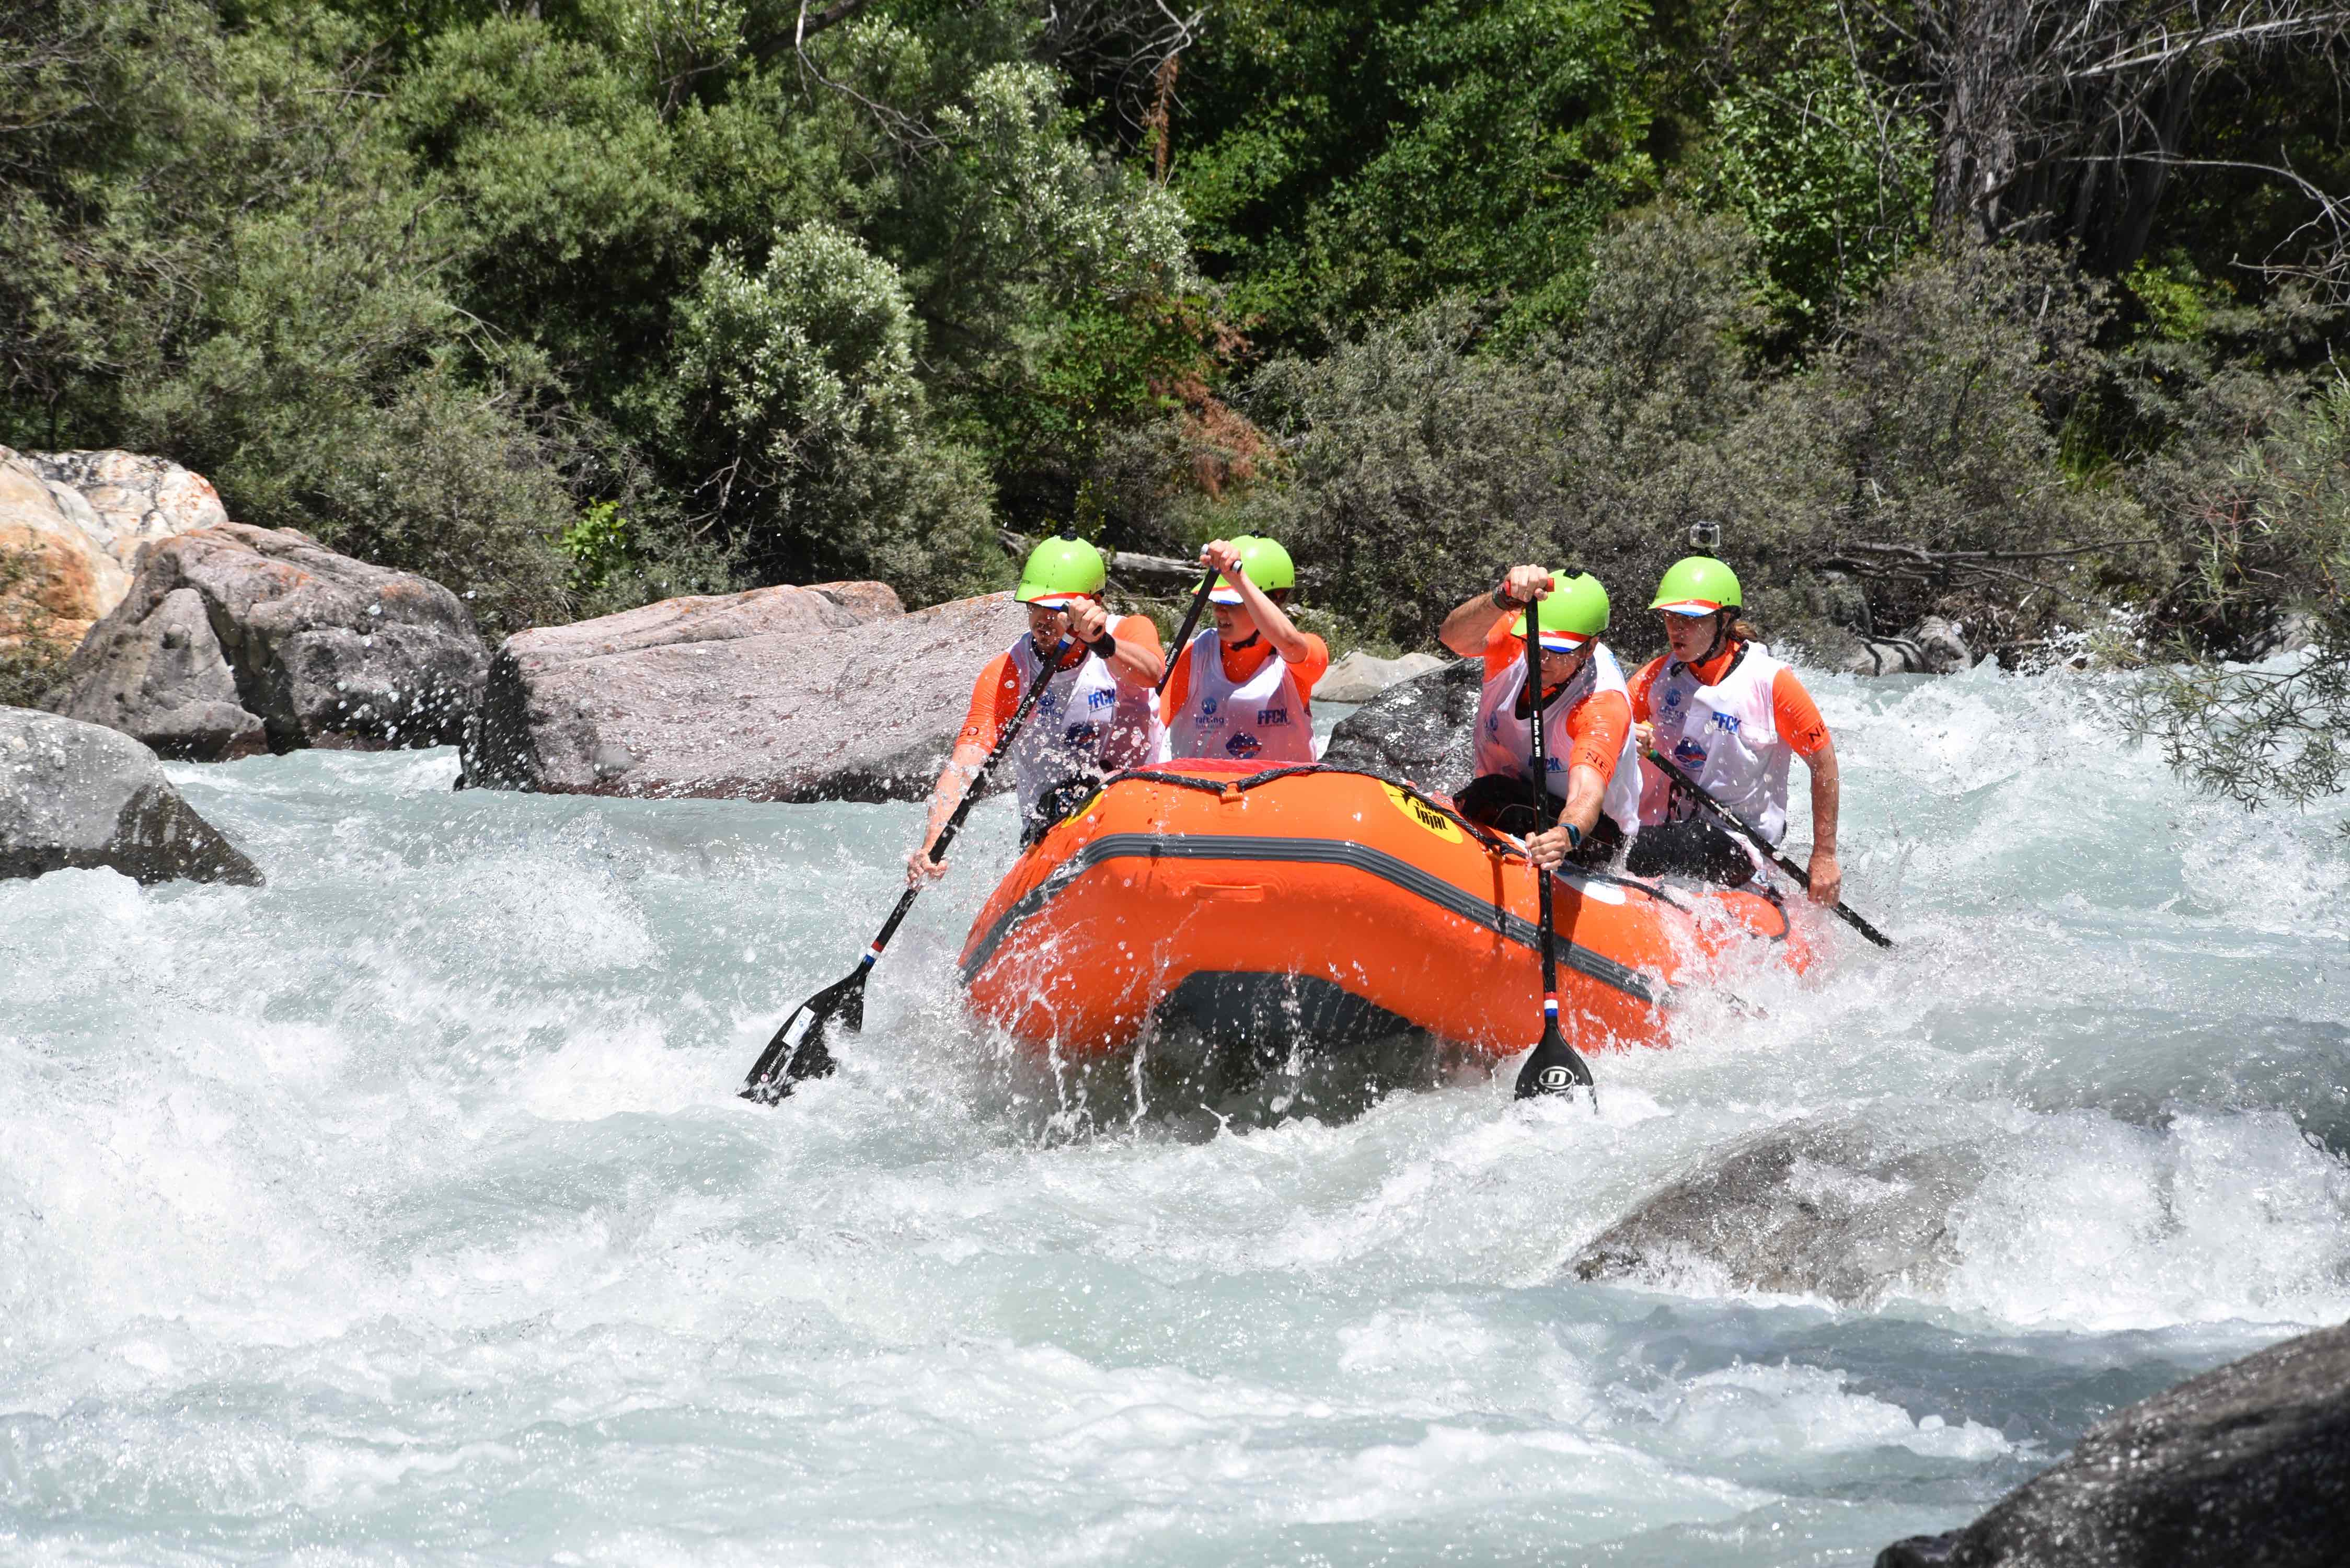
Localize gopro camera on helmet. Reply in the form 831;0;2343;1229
1688;520;1722;551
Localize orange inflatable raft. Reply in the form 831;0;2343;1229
958;760;1813;1066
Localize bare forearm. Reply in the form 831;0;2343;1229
921;741;990;852
1235;575;1313;663
1562;764;1605;840
1438;593;1506;658
1103;637;1164;688
1807;744;1839;856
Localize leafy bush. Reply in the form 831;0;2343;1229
2128;375;2350;821
655;221;998;601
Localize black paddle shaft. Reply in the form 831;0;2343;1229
1645;748;1894;949
1512;605;1597;1105
739;630;1076;1103
1156;569;1217;698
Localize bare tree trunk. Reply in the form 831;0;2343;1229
1929;0;2031;240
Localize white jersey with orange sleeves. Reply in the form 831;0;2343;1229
1160;630;1317;765
1002;633;1161;814
1639;642;1797;845
1474;643;1643;841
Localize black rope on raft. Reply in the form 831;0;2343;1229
1097;762;1698;911
1102;764;1517;856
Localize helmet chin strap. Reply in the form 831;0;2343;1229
1699;610;1733;664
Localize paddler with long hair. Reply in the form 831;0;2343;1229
1437;564;1641;871
1160;534;1329;763
1628;555;1844;905
906;535;1164;883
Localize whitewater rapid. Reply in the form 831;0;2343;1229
4;661;2345;1565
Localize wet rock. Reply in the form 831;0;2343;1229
1876;1319;2350;1568
47;524;486;758
0;708;261;885
459;584;1033;802
1571;1116;1988;1306
0;445;228;647
1316;650;1452;705
1319;656;1482;790
1845;617;1972;677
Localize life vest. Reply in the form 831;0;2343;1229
1474;642;1642;843
1162;630;1317;765
1640;641;1794;845
1003;633;1161;819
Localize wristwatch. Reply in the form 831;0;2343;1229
1087;632;1120;661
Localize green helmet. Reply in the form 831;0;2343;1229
1510;571;1610;651
1650;555;1742;616
1208;534;1297;604
1016;534;1107;606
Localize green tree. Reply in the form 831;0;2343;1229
1174;0;1660;350
655;220;997;598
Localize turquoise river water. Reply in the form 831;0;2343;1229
3;661;2347;1566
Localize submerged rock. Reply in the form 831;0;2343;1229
459;584;1032;802
1319;657;1481;790
0;707;261;885
1571;1115;1988;1306
48;524;486;758
1877;1319;2350;1567
1845;616;1973;677
1315;650;1451;705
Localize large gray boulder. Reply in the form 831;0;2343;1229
1571;1115;1989;1307
1878;1319;2350;1567
459;584;1034;802
1320;656;1481;791
47;524;487;758
1315;649;1451;705
0;707;261;885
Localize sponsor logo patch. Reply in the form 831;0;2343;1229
1225;731;1263;758
1255;706;1288;727
1709;711;1742;734
1673;736;1709;769
1380;782;1464;843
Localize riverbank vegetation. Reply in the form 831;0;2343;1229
3;0;2345;808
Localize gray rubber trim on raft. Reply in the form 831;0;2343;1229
958;833;1690;1008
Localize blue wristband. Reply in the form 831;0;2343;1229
1564;822;1582;849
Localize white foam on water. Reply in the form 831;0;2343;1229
4;659;2346;1565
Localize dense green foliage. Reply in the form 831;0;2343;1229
2;0;2344;808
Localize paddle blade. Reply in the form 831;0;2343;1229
739;967;865;1105
1514;1021;1597;1109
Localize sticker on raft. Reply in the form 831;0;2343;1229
1380;782;1462;843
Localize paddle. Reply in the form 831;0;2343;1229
1644;748;1895;949
739;625;1075;1104
1158;568;1217;697
1512;601;1599;1106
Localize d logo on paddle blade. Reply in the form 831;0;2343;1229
1537;1066;1575;1092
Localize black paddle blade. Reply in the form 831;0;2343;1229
739;967;866;1105
1514;1021;1597;1108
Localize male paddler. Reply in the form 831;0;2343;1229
1159;534;1328;763
1437;565;1641;871
1627;555;1844;905
907;535;1164;883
